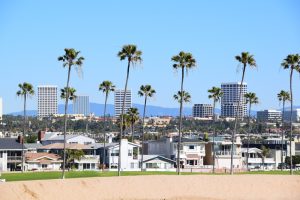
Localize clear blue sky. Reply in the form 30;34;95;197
0;0;300;114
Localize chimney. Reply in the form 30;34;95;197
38;131;45;141
17;135;24;144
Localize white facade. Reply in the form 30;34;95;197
221;82;247;118
0;97;2;121
114;89;132;117
241;148;276;170
41;132;95;145
107;139;140;170
257;110;282;122
38;85;58;118
75;155;100;170
283;109;300;122
0;152;7;172
141;155;176;171
73;95;90;116
192;104;213;118
26;162;61;171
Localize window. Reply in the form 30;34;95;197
146;163;159;168
84;142;92;145
189;145;195;150
42;164;47;168
128;149;133;156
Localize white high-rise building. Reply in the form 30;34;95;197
257;110;282;122
0;97;2;121
114;89;132;117
38;85;58;118
221;82;247;118
192;104;213;118
73;95;90;116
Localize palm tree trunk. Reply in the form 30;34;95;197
231;64;246;175
103;92;108;170
141;96;147;172
177;67;184;175
22;95;27;173
118;59;130;176
289;69;293;175
281;101;285;171
246;103;251;171
62;65;71;179
131;122;134;143
212;100;216;174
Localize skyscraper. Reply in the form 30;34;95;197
38;85;58;118
114;89;132;117
0;97;2;121
221;82;247;118
192;104;213;118
73;95;90;116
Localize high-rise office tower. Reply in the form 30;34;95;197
192;104;213;118
38;85;58;118
221;82;247;118
0;97;2;121
73;95;90;116
114;89;132;117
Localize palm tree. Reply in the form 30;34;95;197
16;82;34;172
281;54;300;175
208;86;223;173
173;90;191;172
58;48;84;179
99;81;115;169
66;149;85;169
60;87;77;100
261;145;270;171
231;52;256;175
277;90;290;171
138;85;156;171
172;51;196;175
117;44;142;176
126;107;139;143
244;92;259;171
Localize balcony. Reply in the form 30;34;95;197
215;151;239;156
7;156;22;162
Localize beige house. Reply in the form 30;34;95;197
25;152;62;171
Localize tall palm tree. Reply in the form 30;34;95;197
231;52;256;175
172;51;196;175
117;44;142;176
138;85;156;171
16;82;34;172
99;80;115;169
244;92;259;171
173;90;191;172
281;54;300;175
58;48;84;179
277;90;290;171
126;107;139;143
208;86;223;173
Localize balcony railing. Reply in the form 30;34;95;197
215;151;239;156
7;156;22;162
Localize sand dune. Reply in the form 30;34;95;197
0;175;300;200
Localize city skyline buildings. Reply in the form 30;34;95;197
114;89;132;117
73;95;90;116
0;1;299;114
37;85;58;118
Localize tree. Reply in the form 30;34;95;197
173;90;191;172
126;107;139;143
281;54;300;175
58;48;84;179
172;51;196;175
208;86;223;173
261;145;270;171
231;52;256;175
66;149;85;169
60;87;77;100
138;85;156;171
16;82;34;172
244;92;259;171
277;90;290;171
117;44;142;176
99;80;115;169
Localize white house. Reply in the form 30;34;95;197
25;152;62;171
140;155;176;171
40;132;95;145
241;148;276;170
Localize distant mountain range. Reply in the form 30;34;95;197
10;102;296;117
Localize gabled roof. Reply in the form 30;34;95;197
0;138;25;150
141;155;176;164
25;153;62;164
38;143;92;150
24;143;43;149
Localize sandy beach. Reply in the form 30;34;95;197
0;175;300;200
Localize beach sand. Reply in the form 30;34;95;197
0;175;300;200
